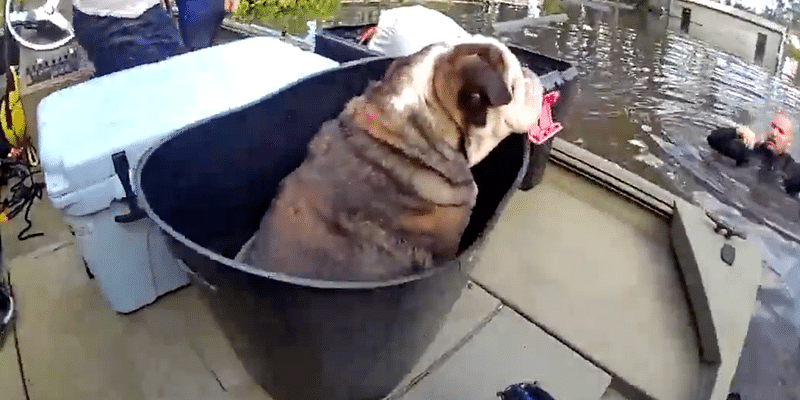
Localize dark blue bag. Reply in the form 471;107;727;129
497;382;557;400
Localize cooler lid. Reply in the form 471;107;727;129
38;36;339;215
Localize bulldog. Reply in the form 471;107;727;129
246;35;544;281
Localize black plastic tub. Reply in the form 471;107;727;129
314;25;578;190
0;237;13;351
135;57;530;400
0;277;12;350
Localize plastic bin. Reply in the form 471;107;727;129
313;25;578;190
37;37;339;313
135;56;530;400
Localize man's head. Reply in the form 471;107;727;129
764;114;794;155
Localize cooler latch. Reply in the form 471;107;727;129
112;151;147;223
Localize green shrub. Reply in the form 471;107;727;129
787;44;800;61
233;0;341;34
541;0;564;15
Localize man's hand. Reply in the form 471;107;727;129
224;0;240;12
736;126;759;149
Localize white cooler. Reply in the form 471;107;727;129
37;37;339;313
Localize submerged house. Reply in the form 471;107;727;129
651;0;787;72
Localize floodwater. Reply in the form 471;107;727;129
317;0;800;398
480;4;800;398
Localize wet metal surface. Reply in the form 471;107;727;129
7;0;800;397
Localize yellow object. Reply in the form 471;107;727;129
0;213;8;223
0;65;27;150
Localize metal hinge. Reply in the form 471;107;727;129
705;211;746;266
705;211;747;240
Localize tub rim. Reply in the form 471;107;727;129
133;56;529;290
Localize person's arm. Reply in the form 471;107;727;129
707;127;752;166
783;157;800;196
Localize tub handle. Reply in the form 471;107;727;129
176;259;218;293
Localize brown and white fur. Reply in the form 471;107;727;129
246;35;544;281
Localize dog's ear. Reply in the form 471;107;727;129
450;44;512;104
460;57;512;106
456;57;512;127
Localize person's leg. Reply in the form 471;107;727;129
176;0;226;50
73;4;186;77
72;7;104;74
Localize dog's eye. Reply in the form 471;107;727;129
470;92;482;107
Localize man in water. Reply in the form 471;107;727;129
707;113;800;196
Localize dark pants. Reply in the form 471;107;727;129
176;0;226;51
73;4;187;78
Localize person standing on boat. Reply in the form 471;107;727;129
175;0;240;51
71;0;187;77
707;113;800;196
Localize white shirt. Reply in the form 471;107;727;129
73;0;162;18
366;5;469;58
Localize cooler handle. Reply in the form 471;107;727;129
112;151;147;223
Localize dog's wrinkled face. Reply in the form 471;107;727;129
383;36;543;166
433;39;543;165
